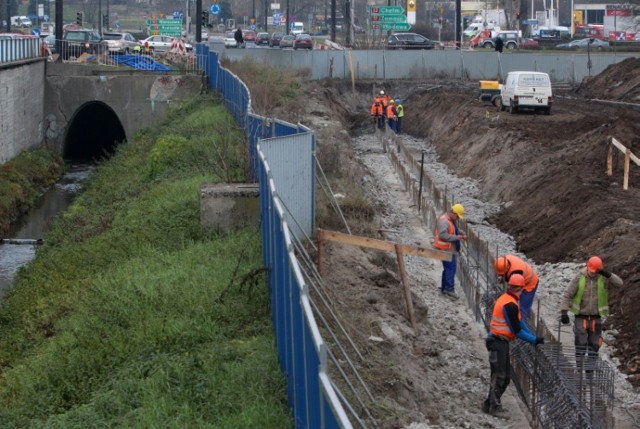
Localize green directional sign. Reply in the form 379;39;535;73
381;22;411;31
147;18;182;36
370;5;405;15
370;14;406;23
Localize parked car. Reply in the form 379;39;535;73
139;35;193;52
269;32;284;47
481;31;519;49
224;31;237;48
61;29;108;60
103;31;139;54
255;32;270;45
279;34;295;49
243;30;256;43
43;34;56;53
385;32;442;50
293;33;313;50
556;38;610;51
518;37;539;48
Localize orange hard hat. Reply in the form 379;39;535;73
587;256;603;273
494;256;510;276
508;274;526;289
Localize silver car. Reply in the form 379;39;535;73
103;31;139;54
139;35;193;52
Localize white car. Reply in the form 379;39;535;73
139;35;193;52
224;31;237;48
103;32;139;54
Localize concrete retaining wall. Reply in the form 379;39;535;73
0;60;46;164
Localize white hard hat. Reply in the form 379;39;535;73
379;90;385;95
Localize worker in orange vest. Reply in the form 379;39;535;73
484;274;544;418
493;254;539;320
433;203;467;300
379;90;390;108
370;95;384;130
386;99;397;132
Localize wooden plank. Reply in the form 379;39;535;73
624;149;630;191
316;228;452;261
395;244;418;334
611;137;640;166
607;138;613;176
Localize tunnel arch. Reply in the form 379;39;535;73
63;101;127;162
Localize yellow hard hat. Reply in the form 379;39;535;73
451;203;464;218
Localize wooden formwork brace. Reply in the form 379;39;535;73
316;228;452;334
607;136;640;191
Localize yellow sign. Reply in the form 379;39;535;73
250;18;255;24
407;0;416;12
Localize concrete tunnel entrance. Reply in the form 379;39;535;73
64;101;127;161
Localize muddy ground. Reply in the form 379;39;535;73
236;57;640;428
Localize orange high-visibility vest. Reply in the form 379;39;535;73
504;255;539;293
386;104;396;119
433;213;454;250
490;293;520;341
370;101;383;115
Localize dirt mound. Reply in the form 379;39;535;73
577;57;640;103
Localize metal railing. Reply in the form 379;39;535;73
0;37;42;64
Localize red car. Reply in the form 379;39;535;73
518;37;539;48
243;30;256;43
293;33;313;50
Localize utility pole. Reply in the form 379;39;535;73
196;0;202;42
264;0;267;33
98;0;102;33
330;0;335;41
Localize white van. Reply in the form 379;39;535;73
11;16;32;28
291;22;304;35
500;71;552;115
463;22;496;38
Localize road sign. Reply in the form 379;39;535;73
210;4;220;15
147;18;182;36
522;19;538;25
370;14;406;23
376;22;411;31
370;5;405;15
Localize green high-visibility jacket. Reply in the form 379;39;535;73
570;275;608;316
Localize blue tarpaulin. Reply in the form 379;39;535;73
110;55;174;71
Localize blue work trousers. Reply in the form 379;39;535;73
441;254;457;292
519;287;537;320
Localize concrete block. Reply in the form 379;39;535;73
200;183;260;232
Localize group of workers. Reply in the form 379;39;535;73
370;90;404;133
432;204;624;419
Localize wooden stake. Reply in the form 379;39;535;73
317;230;325;275
607;138;613;177
395;244;418;334
624;149;630;191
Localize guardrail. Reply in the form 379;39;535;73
0;37;42;65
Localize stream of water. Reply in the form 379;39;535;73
0;164;93;298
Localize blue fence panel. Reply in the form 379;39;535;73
210;51;353;428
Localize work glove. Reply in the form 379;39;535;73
535;337;545;346
597;269;612;278
560;311;570;325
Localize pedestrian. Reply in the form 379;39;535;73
386;99;397;132
493;254;539;320
370;94;384;130
394;99;404;134
494;36;504;53
560;256;623;370
433;203;467;300
234;26;244;48
484;274;545;418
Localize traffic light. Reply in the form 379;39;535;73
102;14;108;28
76;11;83;26
516;11;521;20
201;11;209;27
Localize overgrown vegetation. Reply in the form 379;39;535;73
0;93;293;428
0;148;65;238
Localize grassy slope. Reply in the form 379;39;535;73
0;94;293;428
